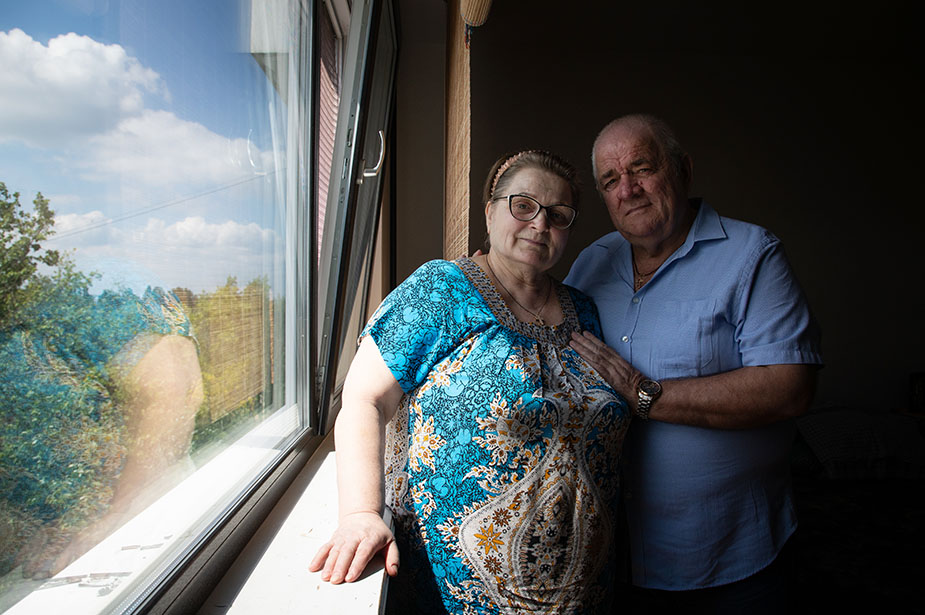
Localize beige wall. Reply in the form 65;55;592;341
395;0;923;411
393;0;446;283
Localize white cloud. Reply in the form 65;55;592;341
79;109;275;188
44;193;85;208
0;28;167;148
48;209;115;250
48;213;279;292
54;209;111;236
51;212;274;251
140;216;275;250
2;28;283;293
1;28;279;213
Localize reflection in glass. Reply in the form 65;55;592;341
0;1;304;611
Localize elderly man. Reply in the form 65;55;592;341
566;114;822;613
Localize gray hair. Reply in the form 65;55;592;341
483;149;581;208
591;114;686;188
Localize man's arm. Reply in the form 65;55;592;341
651;363;817;429
570;331;818;429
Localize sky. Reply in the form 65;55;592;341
0;0;290;294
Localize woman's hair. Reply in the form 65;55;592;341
482;150;581;209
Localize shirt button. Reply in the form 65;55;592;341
632;297;640;304
621;335;629;343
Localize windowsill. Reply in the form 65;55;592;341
202;432;391;615
3;406;301;614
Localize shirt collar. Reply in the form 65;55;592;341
594;198;726;285
674;198;726;260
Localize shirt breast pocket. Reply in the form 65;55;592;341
655;299;716;377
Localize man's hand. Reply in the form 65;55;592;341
572;330;819;429
570;330;643;411
308;510;399;584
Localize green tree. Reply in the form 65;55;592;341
0;182;60;323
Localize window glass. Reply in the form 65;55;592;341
315;0;342;258
316;0;397;430
0;1;311;611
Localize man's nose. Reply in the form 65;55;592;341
616;174;642;199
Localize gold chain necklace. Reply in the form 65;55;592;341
632;250;660;290
485;259;552;325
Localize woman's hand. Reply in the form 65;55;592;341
311;337;403;583
570;330;643;408
308;511;399;584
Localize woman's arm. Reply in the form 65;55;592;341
308;336;404;583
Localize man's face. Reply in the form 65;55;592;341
593;123;690;246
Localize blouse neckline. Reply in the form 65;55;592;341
455;257;580;346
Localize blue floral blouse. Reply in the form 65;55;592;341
363;258;631;614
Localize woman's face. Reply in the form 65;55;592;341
485;167;573;274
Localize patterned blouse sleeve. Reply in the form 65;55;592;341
93;285;195;361
361;260;481;393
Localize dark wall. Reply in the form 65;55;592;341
393;0;446;283
394;0;924;411
466;1;923;411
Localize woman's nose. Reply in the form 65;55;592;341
530;208;551;231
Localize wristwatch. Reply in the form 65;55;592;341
635;378;662;419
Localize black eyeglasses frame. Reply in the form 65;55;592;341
491;193;578;230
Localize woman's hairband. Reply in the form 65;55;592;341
490;150;539;198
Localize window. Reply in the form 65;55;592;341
0;0;395;612
317;0;397;430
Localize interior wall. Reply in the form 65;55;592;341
393;0;923;411
464;1;923;411
393;0;446;283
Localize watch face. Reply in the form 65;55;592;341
640;379;661;396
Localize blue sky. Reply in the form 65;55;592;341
0;0;288;293
1;0;260;142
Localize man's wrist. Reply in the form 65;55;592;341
635;378;662;419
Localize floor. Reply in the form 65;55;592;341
791;475;925;613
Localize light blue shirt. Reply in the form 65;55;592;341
565;200;822;589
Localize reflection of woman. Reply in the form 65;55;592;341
0;275;202;580
309;151;631;613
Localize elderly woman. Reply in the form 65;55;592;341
309;150;631;614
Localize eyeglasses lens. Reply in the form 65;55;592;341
509;195;575;229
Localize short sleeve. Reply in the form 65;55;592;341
93;286;195;363
361;260;490;393
735;235;823;366
138;286;195;338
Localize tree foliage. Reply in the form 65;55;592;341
0;182;61;323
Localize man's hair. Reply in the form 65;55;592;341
591;114;686;188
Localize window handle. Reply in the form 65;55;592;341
362;129;386;178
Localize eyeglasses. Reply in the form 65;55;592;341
492;193;578;229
